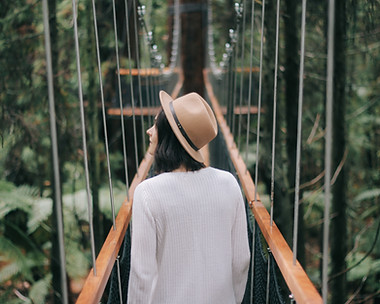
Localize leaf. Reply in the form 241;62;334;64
27;197;52;234
29;274;52;304
347;253;380;282
0;262;20;283
353;188;380;203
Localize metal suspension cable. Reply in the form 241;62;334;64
270;0;281;226
42;0;69;302
231;25;240;136
266;248;271;304
254;0;265;203
227;43;234;124
91;0;116;228
265;1;281;298
71;0;97;275
237;0;246;151
112;0;130;199
249;220;256;304
207;1;217;74
124;0;140;173
116;256;123;304
246;3;256;303
169;0;181;71
138;12;153;126
322;0;335;301
132;0;146;156
110;1;127;300
292;0;307;265
245;0;256;166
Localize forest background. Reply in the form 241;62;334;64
0;0;379;303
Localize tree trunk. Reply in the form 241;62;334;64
330;0;347;302
180;0;206;95
280;0;300;251
85;0;103;255
47;0;68;302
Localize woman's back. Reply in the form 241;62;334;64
128;167;250;304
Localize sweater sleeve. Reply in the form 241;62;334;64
231;186;251;303
127;184;157;303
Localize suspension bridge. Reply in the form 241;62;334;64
39;0;339;303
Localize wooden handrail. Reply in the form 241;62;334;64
76;153;153;303
204;69;323;304
76;70;184;304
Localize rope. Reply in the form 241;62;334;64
42;0;68;302
71;0;97;275
254;0;265;203
245;0;256;166
292;0;307;265
323;0;335;301
91;0;116;229
270;0;281;226
112;0;130;199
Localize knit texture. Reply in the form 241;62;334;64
127;167;250;304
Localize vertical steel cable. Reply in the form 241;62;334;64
116;256;123;304
322;0;335;301
71;0;97;275
138;8;152;127
91;0;116;228
292;0;307;265
124;0;139;173
237;0;246;151
42;1;69;302
247;3;257;303
110;1;126;298
132;0;146;156
169;0;181;71
112;0;130;199
250;220;256;304
137;10;153;127
231;26;239;136
145;31;154;126
228;43;235;128
270;0;281;226
144;44;153;127
254;0;265;202
265;248;271;304
245;0;256;165
266;2;281;296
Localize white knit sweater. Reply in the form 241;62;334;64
127;167;250;304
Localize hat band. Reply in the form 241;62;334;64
169;101;199;151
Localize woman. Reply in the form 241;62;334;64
127;91;250;304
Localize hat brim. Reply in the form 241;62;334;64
159;90;205;163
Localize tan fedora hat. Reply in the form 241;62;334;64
159;90;218;163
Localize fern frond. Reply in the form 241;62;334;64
29;274;52;304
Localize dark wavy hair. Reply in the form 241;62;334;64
154;109;205;174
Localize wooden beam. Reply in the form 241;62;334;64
107;106;161;117
204;69;322;304
107;105;259;117
118;67;181;76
